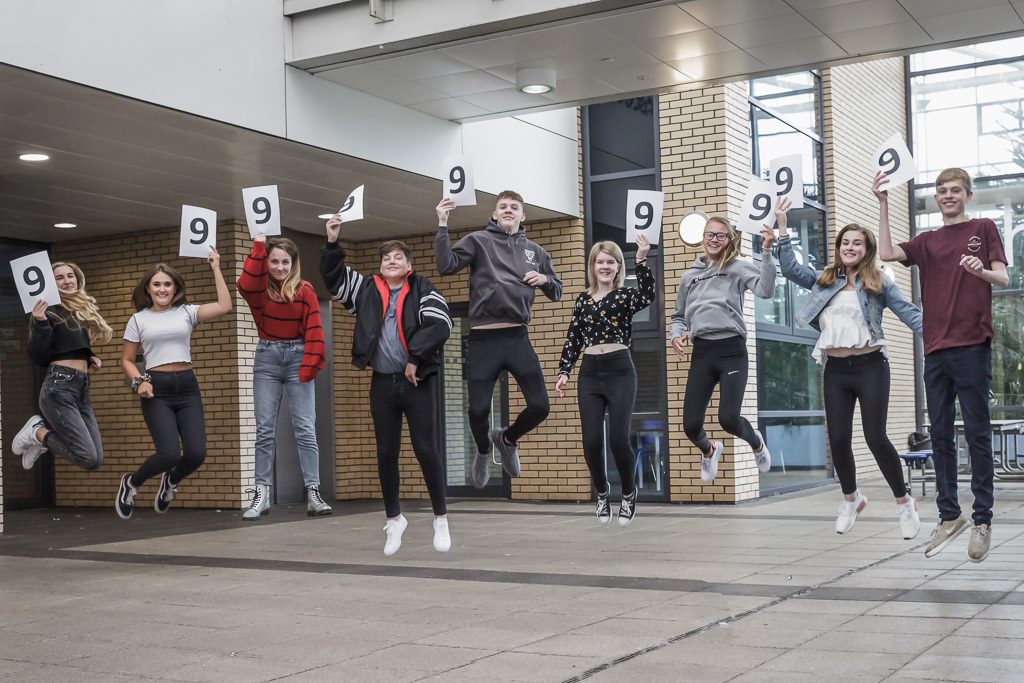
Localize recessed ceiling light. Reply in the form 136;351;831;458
54;222;77;229
19;153;50;162
637;75;650;81
317;213;334;219
516;67;556;95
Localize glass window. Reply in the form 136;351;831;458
588;97;656;175
909;37;1024;72
749;72;821;137
751;105;824;203
757;338;823;412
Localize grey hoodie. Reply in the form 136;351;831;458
436;220;562;327
669;252;776;341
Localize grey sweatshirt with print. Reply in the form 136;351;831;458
669;252;776;341
435;220;562;327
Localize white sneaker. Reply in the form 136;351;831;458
242;484;270;520
700;440;723;482
835;492;867;534
384;514;408;556
897;497;921;540
22;443;47;471
432;517;451;552
13;415;44;460
752;429;771;473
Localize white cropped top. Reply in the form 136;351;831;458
124;305;201;369
812;291;885;365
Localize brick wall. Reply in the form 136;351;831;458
823;59;918;488
51;221;255;508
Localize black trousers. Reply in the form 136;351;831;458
683;336;761;454
578;350;637;497
467;326;550;454
131;370;206;487
823;351;908;498
370;373;447;518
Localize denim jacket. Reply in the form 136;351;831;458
777;236;922;338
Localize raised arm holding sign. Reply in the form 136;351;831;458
769;154;804;209
873;133;918;188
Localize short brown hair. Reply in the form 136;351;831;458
378;240;412;263
496;190;524;205
935;167;972;194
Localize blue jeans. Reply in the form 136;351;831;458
254;340;320;488
39;365;103;470
924;342;994;526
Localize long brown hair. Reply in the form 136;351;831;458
816;224;884;293
266;237;302;302
585;241;625;296
132;264;188;311
705;217;742;269
48;261;113;343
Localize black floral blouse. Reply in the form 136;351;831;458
558;261;656;376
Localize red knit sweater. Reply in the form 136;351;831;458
237;241;325;382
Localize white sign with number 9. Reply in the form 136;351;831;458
242;185;281;238
769;154;804;209
10;250;61;313
625;189;664;245
179;205;217;258
443;155;476;206
738;177;776;236
873;133;918;188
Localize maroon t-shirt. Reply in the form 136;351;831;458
899;217;1007;355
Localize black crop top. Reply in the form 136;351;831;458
28;306;93;366
558;262;656;376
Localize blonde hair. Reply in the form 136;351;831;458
49;262;113;343
705;217;742;269
935;167;972;194
586;241;625;296
266;237;302;302
816;224;884;293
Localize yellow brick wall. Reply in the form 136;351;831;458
823;59;917;490
51;221;256;508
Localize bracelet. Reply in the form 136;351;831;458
131;373;152;393
636;258;648;265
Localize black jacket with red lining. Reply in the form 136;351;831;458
319;241;452;378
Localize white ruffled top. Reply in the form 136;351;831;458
813;290;886;365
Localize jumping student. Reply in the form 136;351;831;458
237;233;331;520
775;196;922;538
435;192;561;487
555;235;654;526
877;168;1008;562
669;216;774;482
12;261;113;472
115;249;232;519
322;214;453;556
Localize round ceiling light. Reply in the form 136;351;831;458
679;211;709;246
317;213;334;220
516;67;556;95
54;222;77;229
20;152;50;162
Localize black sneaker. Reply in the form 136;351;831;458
489;428;521;477
595;492;611;525
154;472;176;514
116;474;137;520
618;493;637;527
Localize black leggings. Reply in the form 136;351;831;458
578;350;637;497
130;370;206;487
467;327;550;454
683;336;762;454
823;351;908;498
370;373;447;518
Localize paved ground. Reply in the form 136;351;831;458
2;479;1024;682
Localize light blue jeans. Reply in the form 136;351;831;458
254;340;320;488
